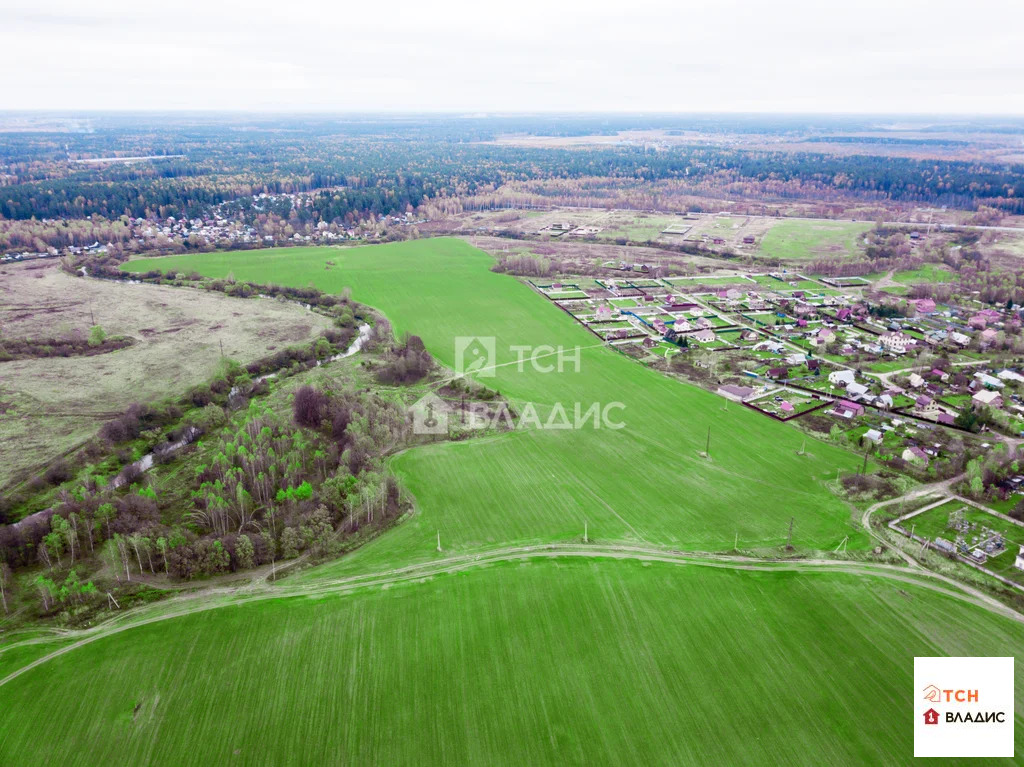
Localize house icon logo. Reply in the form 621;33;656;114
922;684;941;703
454;336;496;378
923;708;940;726
409;393;448;435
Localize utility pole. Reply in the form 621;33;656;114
861;449;869;476
436;530;442;553
734;531;738;551
786;517;795;551
798;438;806;456
219;338;225;358
584;520;588;543
704;426;711;458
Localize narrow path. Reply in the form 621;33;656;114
4;526;1023;689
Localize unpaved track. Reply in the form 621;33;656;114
4;534;1023;690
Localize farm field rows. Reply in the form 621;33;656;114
2;557;1023;766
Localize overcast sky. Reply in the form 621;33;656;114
3;0;1023;113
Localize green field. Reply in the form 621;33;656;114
759;220;871;261
892;264;954;284
123;240;865;567
3;558;1023;766
3;238;1022;764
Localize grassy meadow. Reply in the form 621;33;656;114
124;239;865;570
2;558;1023;766
0;260;331;488
759;220;871;260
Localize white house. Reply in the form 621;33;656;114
909;373;926;389
864;429;883;444
1015;546;1024;572
950;331;970;346
879;332;912;354
846;382;870;399
829;370;856;387
973;390;1004;408
974;372;1006;389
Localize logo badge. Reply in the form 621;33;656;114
454;336;496;378
409;393;448;435
914;657;1013;758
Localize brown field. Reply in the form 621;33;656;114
0;260;332;488
464;234;733;275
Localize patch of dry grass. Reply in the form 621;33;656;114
0;261;332;488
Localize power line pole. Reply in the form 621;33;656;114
786;517;795;551
436;531;442;553
584;520;588;543
705;426;711;458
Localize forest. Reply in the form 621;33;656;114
4;116;1024;228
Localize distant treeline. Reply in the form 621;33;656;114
4;123;1024;223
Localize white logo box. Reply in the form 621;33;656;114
914;656;1014;758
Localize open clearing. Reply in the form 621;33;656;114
2;557;1023;766
0;260;331;488
758;220;871;260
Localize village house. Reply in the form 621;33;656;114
810;327;835;347
693;329;716;344
902;446;930;465
930;368;950;383
879;332;912;354
974;372;1005;389
864;429;883;445
717;384;755;402
767;367;789;380
832;400;865;419
908;373;926;389
973;390;1004;409
914;298;937;314
949;331;971;346
829;369;856;387
914;395;940;419
846;382;870;400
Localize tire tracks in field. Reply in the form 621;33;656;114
3;540;1022;690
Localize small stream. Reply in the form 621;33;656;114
7;324;374;531
110;426;202;489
